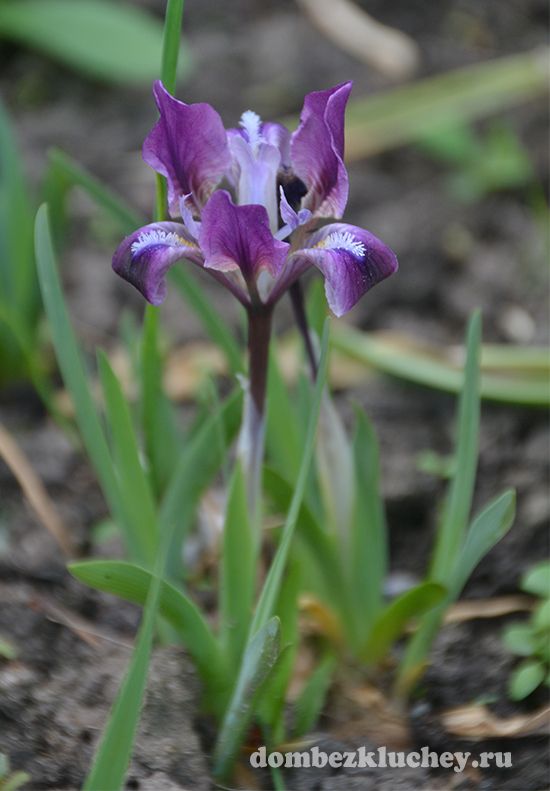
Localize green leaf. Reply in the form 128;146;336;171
508;660;545;701
431;311;481;580
533;600;550;632
265;345;303;482
502;623;536;657
97;351;158;565
292;652;336;738
140;307;181;498
45;148;142;240
68;560;226;700
0;0;188;84
82;529;171;789
331;325;550;408
521;562;550;599
160;387;242;576
257;561;301;745
397;489;516;696
213;617;281;780
263;468;348;618
170;267;243;374
362;582;446;664
34;205;135;552
249;323;330;636
220;464;256;671
351;410;387;640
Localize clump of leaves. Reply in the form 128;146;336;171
503;562;550;700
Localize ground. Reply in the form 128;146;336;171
0;0;548;788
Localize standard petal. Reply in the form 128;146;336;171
291;223;398;317
143;81;230;216
228;133;281;231
112;222;202;305
199;190;289;284
290;82;352;219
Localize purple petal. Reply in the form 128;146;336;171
199;190;289;283
112;222;203;305
291;223;398;316
228;133;281;231
290;82;352;218
143;81;230;216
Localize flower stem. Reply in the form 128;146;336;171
289;281;318;379
237;306;273;524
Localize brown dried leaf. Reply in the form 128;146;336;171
443;704;550;739
444;595;534;624
0;422;75;557
297;0;420;79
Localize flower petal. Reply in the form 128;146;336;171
143;81;230;216
290;82;352;218
228;133;281;231
292;223;398;316
112;222;202;305
199;190;289;283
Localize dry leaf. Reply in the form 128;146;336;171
444;595;534;624
0;422;74;557
442;704;550;739
297;0;420;78
334;682;411;748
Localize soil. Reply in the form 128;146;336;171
1;0;549;789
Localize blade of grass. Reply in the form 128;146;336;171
332;324;549;407
292;652;337;738
351;410;387;642
361;582;446;664
45;148;143;237
430;312;481;579
97;351;158;564
299;47;547;160
249;321;330;638
34;205;139;555
68;559;226;701
397;489;516;696
220;463;256;671
212;617;281;780
82;520;171;790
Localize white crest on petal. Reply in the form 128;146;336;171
322;230;366;258
131;229;189;255
239;110;263;152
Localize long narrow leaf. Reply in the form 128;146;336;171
220;463;256;670
249;322;330;637
0;0;188;84
396;489;516;695
98;351;158;564
69;559;226;700
213;618;281;780
34;205;135;552
431;312;481;578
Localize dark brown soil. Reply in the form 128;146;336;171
1;0;548;788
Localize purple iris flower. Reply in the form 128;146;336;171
113;81;397;318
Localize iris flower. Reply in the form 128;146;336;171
113;81;397;319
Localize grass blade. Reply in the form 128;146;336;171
68;559;226;703
431;312;481;579
97;351;158;564
45;148;142;237
351;410;387;641
82;549;165;791
249;322;330;636
34;205;133;551
292;652;337;738
396;489;516;695
332;324;549;407
213;617;281;780
0;0;188;84
220;463;256;670
361;582;446;664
